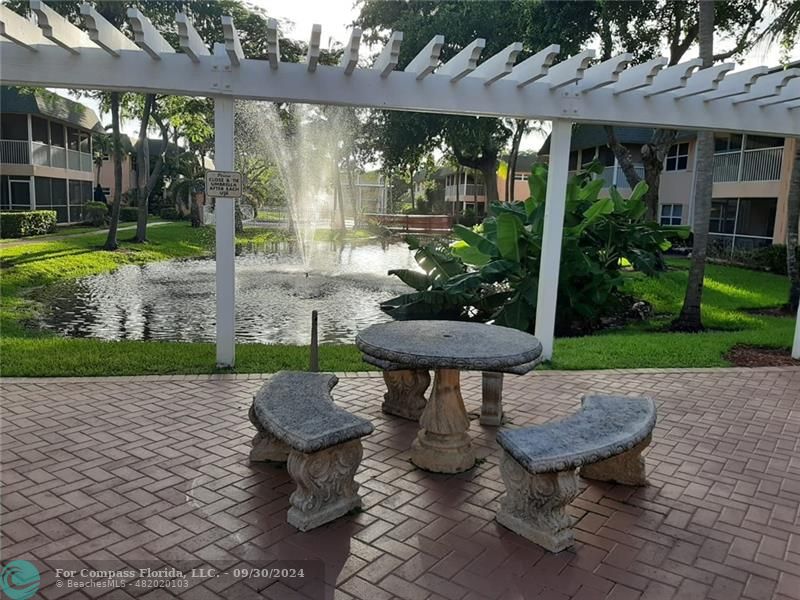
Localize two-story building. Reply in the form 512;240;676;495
540;124;796;251
1;86;102;224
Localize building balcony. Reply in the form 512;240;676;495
713;146;783;183
0;139;93;173
444;183;486;202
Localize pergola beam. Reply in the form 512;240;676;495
405;35;444;80
373;31;403;78
81;3;139;58
127;7;174;59
1;43;795;137
732;69;800;104
643;58;702;97
508;44;560;88
576;53;632;93
340;28;361;75
0;6;41;50
543;49;595;89
673;63;735;99
467;42;523;86
221;16;244;66
266;18;280;70
437;38;486;83
31;0;86;54
613;57;667;95
176;12;209;62
306;24;321;72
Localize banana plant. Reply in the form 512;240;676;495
384;162;679;335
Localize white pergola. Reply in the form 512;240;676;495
2;1;799;365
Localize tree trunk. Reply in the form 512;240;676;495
104;92;123;251
134;95;154;243
786;139;800;311
346;163;359;227
334;164;346;230
673;0;715;332
508;119;525;203
191;191;204;228
480;161;499;206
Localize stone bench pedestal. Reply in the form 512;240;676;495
286;439;364;531
496;452;579;552
381;370;430;420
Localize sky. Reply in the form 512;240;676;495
66;0;796;156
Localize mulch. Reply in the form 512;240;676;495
724;345;800;367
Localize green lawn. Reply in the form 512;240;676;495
0;223;795;376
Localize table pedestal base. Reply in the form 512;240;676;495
410;369;475;473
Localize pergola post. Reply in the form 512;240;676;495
793;303;800;359
214;96;236;367
534;118;573;360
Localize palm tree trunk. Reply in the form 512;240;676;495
673;0;715;331
786;139;800;311
104;92;123;251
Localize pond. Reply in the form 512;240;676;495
33;240;417;345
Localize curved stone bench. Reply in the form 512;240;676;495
248;371;374;531
495;394;656;552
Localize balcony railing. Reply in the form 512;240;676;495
713;146;783;183
0;140;30;164
445;184;486;200
600;164;645;188
1;139;92;172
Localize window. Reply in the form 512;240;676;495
0;114;28;140
660;204;683;226
50;123;65;147
31;117;49;144
513;172;528;181
665;143;689;171
744;135;783;150
67;128;80;151
714;134;742;153
710;199;737;234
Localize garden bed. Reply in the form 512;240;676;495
724;345;800;367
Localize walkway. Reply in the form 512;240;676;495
2;367;799;600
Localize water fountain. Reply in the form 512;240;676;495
235;101;349;268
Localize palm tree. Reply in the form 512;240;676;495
169;151;206;228
673;0;715;331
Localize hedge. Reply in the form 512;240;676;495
120;207;139;222
709;243;800;275
83;202;108;227
0;210;57;238
159;207;182;220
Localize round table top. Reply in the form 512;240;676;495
356;320;543;372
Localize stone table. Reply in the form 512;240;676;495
356;321;543;473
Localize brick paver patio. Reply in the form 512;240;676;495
2;367;799;600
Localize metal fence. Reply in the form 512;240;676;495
0;139;29;164
713;147;783;183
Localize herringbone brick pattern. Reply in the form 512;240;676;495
1;368;799;599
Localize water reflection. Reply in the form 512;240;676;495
35;241;417;344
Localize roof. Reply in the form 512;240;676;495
1;86;103;132
539;125;695;154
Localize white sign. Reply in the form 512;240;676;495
205;170;242;198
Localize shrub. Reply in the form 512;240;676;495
0;210;57;238
708;243;800;274
120;207;139;222
159;207;182;220
382;162;679;335
83;202;108;227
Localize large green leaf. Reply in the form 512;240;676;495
495;212;523;262
528;165;547;206
453;224;499;257
451;240;491;266
387;269;431;291
493;294;531;331
479;259;520;282
582;196;614;224
413;243;464;281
